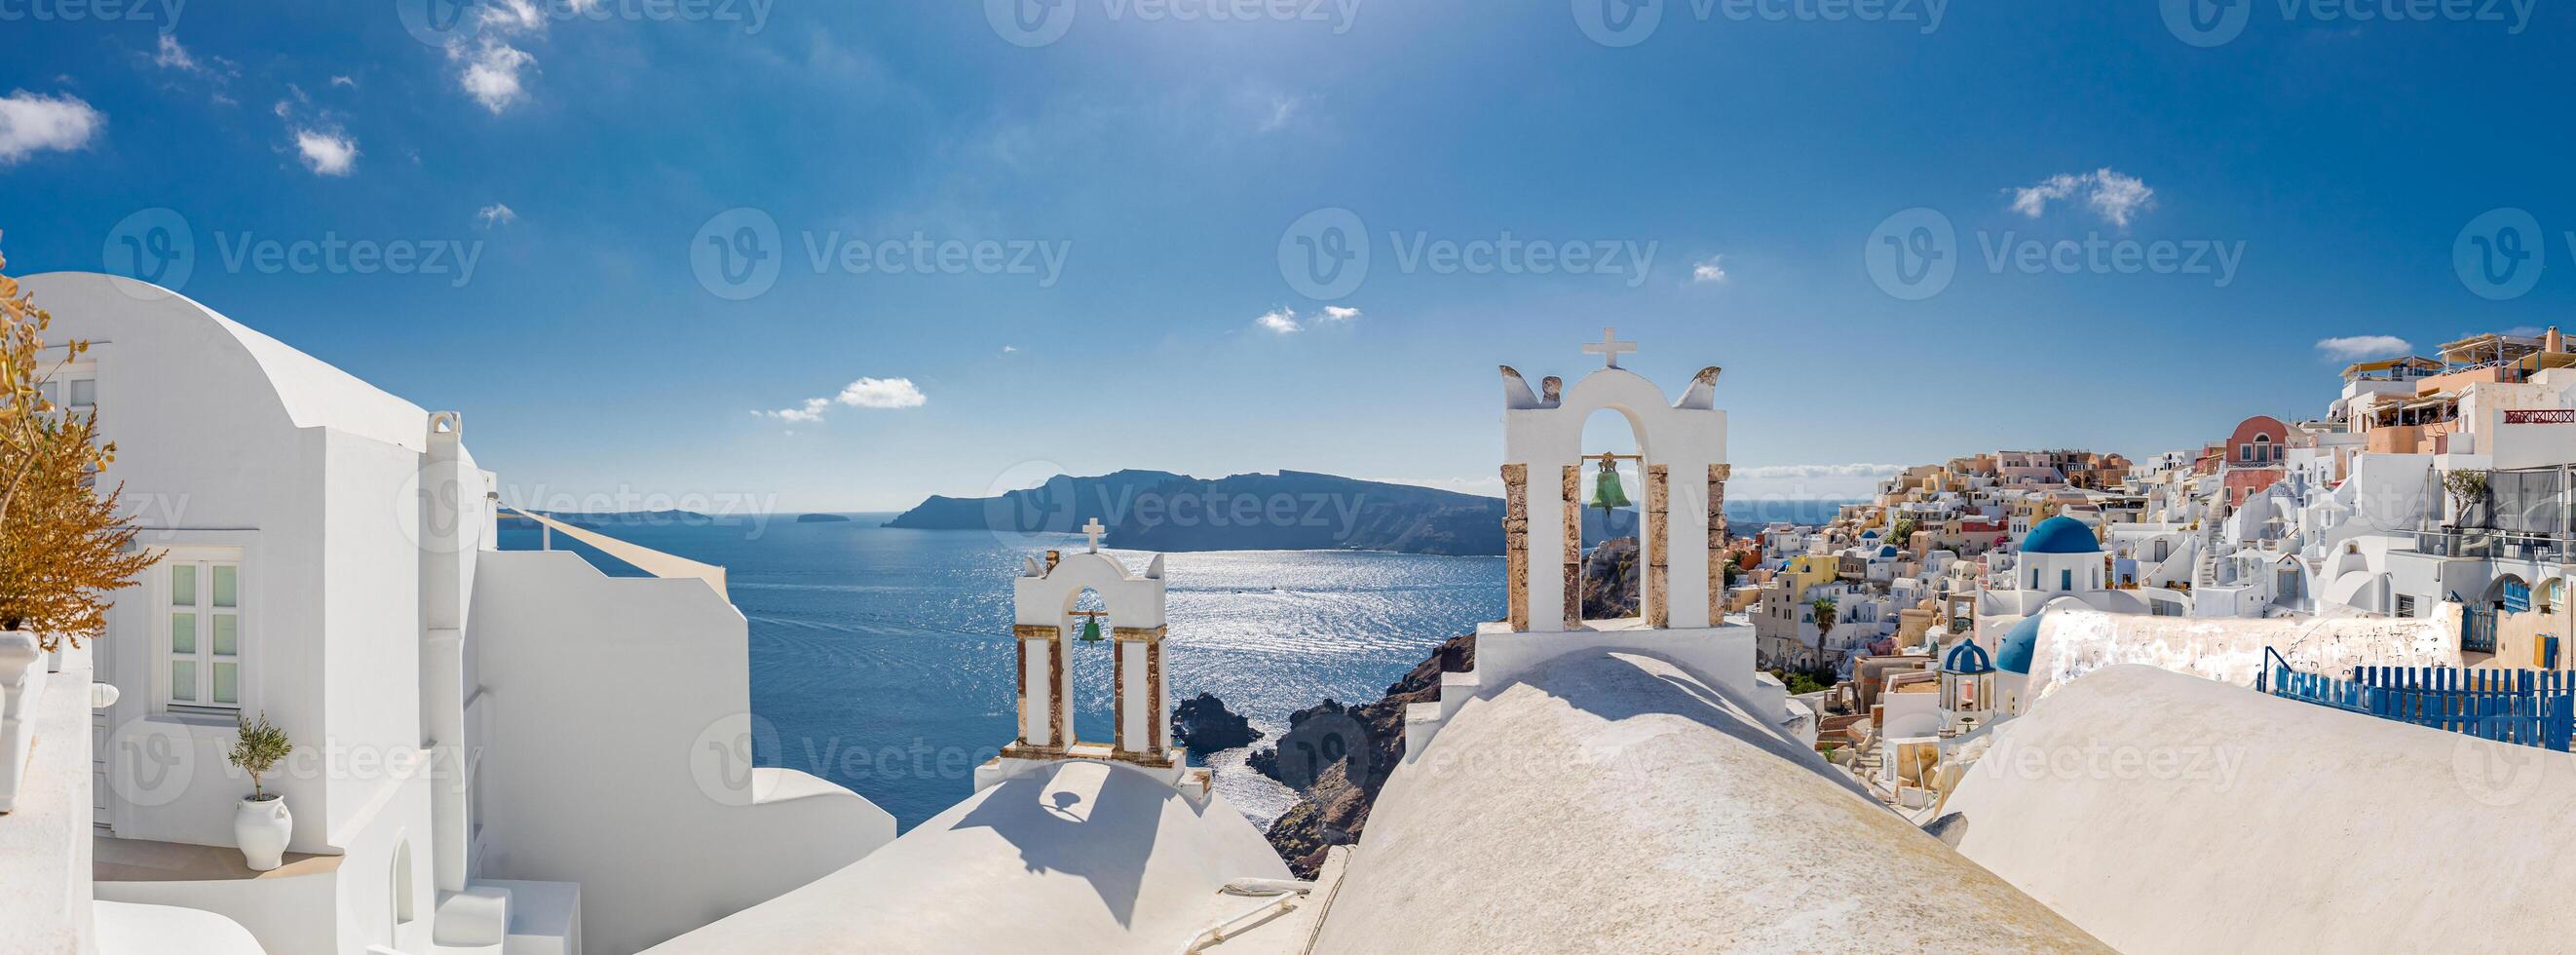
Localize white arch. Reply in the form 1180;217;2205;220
1502;363;1727;631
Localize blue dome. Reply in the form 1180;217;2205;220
1877;545;1899;557
1943;639;1993;674
2021;516;2101;554
1995;614;2044;675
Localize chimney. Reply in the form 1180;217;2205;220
1044;549;1061;572
2548;326;2565;354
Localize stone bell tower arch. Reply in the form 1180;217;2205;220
996;520;1176;768
1499;328;1731;632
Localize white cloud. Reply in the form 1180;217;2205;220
1319;306;1360;323
1257;96;1303;134
454;41;537;114
330;75;358;89
836;377;928;409
2315;335;2413;362
2011;168;2156;227
475;203;517;228
1691;254;1727;284
292;129;359;175
154;34;202;72
0;91;103;164
1001;345;1018;354
757;398;832;423
757;378;927;423
1737;463;1910;479
1257;307;1301;333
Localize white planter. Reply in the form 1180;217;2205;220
0;630;45;813
234;795;291;871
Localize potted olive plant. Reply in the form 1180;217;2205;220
228;711;293;870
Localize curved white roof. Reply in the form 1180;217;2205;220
649;760;1288;954
24;273;433;452
1950;665;2576;953
1310;651;2107;953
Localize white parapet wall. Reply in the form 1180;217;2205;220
468;549;896;955
0;658;96;953
2025;605;2462;703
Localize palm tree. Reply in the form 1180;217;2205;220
1810;597;1837;638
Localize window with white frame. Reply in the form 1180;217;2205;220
162;554;244;712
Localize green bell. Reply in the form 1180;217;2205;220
1079;613;1104;643
1587;455;1632;516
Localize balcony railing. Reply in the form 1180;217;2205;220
2408;528;2573;565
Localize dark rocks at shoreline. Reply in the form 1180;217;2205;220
1580;536;1641;621
1255;630;1477;878
1171;692;1263;752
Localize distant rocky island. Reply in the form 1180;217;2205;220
884;469;1635;556
795;513;852;522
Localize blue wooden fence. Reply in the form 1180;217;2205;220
2265;650;2574;751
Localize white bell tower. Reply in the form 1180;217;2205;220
976;522;1208;796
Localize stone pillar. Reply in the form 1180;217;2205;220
1503;464;1531;631
1115;626;1170;766
1709;465;1731;627
1011;623;1061;752
1562;464;1583;630
1646;465;1670;629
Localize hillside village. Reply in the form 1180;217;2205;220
1727;326;2576;811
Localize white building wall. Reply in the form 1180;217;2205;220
469;550;895;955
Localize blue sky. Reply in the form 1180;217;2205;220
1;0;2570;511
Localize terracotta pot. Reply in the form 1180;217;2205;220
234;795;291;871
